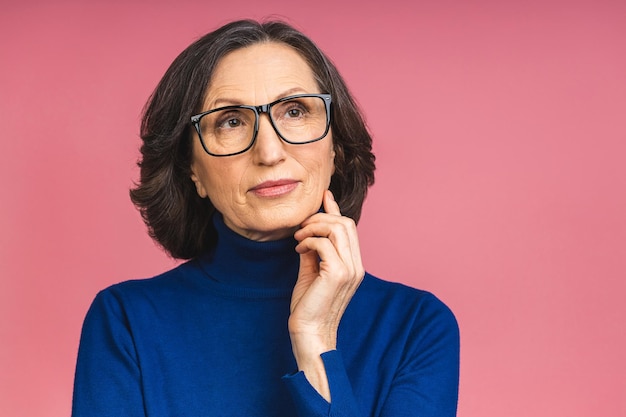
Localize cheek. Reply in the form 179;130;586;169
204;162;250;206
307;145;335;190
302;146;333;173
325;141;336;176
326;133;336;175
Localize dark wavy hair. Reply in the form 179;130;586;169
130;19;376;259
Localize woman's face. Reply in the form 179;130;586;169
190;42;335;241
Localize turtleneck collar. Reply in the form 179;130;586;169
196;213;300;293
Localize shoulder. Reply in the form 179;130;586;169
98;263;179;297
86;260;199;319
341;273;459;379
349;272;459;339
359;273;456;318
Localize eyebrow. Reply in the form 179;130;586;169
211;87;314;109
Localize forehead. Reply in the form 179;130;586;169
204;42;319;108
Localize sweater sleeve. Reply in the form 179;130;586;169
282;292;459;417
282;350;361;417
380;293;460;416
72;289;146;417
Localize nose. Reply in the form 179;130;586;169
251;114;286;166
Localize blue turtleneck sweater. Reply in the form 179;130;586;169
72;215;459;416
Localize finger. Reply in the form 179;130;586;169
291;250;320;314
295;236;345;273
298;191;341;228
295;236;362;313
297;215;363;276
323;190;341;216
297;215;362;267
295;222;352;262
295;218;348;239
298;207;349;230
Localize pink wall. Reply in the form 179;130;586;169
1;1;624;416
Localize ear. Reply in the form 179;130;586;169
190;167;208;198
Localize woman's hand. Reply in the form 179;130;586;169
290;190;365;401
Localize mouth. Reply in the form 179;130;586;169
249;179;300;198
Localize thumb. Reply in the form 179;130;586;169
292;250;319;313
298;250;319;278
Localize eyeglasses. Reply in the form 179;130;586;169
191;93;332;157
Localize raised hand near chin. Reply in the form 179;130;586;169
289;190;365;401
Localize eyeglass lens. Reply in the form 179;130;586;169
198;96;328;156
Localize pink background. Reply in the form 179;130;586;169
1;1;625;416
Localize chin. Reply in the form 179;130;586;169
260;216;303;235
247;209;312;240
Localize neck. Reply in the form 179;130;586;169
197;213;300;290
222;215;299;242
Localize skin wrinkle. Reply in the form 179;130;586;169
189;41;364;402
190;42;335;241
208;87;309;109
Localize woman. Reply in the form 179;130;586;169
72;19;459;417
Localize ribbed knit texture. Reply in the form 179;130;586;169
73;214;459;416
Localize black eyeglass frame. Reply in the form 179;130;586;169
190;93;332;157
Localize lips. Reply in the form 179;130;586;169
249;179;299;197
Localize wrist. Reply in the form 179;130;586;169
289;329;335;357
289;333;334;402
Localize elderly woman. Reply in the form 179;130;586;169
72;19;459;417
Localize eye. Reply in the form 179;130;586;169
215;110;247;130
282;102;309;119
286;107;304;118
223;118;241;128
